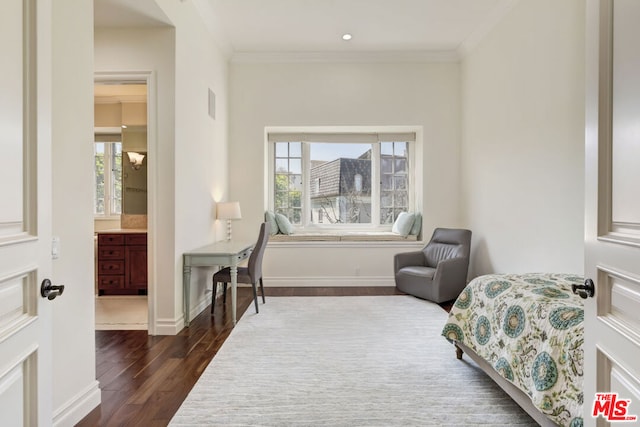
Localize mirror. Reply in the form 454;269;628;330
94;83;148;219
122;126;147;215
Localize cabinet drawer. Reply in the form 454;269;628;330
125;234;147;245
98;234;125;245
98;245;125;260
98;260;125;275
97;275;124;289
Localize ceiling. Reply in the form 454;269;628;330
94;0;517;59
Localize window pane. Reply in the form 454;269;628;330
94;143;105;214
381;157;392;174
381;175;393;191
380;208;394;224
289;175;303;191
394;176;407;190
395;191;408;207
276;159;289;172
381;191;393;208
275;143;288;157
289;158;302;174
273;142;303;224
111;143;122;215
394;158;407;174
289;142;302;157
275;192;288;208
394;142;407;155
309;142;371;224
378;141;410;224
291;191;301;208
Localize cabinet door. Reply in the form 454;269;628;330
125;245;147;289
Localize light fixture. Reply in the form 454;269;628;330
127;151;145;170
121;124;128;129
216;201;242;241
342;33;352;41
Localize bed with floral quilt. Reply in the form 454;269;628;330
441;273;585;427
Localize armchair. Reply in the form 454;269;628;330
394;228;471;303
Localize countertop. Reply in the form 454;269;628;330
95;229;147;234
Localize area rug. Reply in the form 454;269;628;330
170;296;537;426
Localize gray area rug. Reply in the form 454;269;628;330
170;296;537;426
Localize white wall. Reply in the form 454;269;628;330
155;0;230;327
95;27;178;335
51;1;100;425
95;1;230;332
229;61;462;285
461;0;585;278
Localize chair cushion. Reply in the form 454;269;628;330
397;265;436;279
213;266;252;284
275;213;294;235
392;212;415;237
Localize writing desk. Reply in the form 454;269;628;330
182;240;253;327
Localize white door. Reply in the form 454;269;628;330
584;0;640;425
0;0;54;425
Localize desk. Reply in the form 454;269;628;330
183;240;253;327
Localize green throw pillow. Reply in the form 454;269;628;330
265;211;280;235
410;213;422;236
392;212;415;237
275;213;294;235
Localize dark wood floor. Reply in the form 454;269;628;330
77;287;451;426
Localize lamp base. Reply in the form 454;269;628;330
227;220;232;241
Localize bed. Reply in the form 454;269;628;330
441;273;584;427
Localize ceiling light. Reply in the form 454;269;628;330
342;33;352;41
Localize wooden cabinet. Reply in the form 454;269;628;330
97;232;147;295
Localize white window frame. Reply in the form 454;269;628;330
94;132;123;219
266;126;422;234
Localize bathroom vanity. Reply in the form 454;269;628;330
96;230;147;295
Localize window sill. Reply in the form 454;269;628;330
269;232;419;242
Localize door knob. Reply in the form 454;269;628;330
572;278;595;299
41;279;65;300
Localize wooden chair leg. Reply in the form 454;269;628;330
251;281;259;313
223;283;227;301
259;277;265;303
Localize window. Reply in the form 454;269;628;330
269;131;416;231
94;135;122;217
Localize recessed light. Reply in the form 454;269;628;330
342;33;352;41
121;125;128;129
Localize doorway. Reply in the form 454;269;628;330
93;75;154;331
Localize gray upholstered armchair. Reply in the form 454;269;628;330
394;228;472;303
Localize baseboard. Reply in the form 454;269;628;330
264;276;395;287
153;293;212;335
53;380;101;427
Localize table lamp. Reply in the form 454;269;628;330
217;201;242;241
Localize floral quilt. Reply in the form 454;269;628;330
441;273;584;427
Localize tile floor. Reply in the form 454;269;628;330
95;295;148;330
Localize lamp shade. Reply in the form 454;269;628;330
217;201;242;220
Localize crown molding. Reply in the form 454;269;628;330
231;50;461;64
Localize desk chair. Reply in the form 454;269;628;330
212;222;270;315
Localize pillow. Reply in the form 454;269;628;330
410;213;422;236
392;212;415;237
274;213;294;235
264;211;280;235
